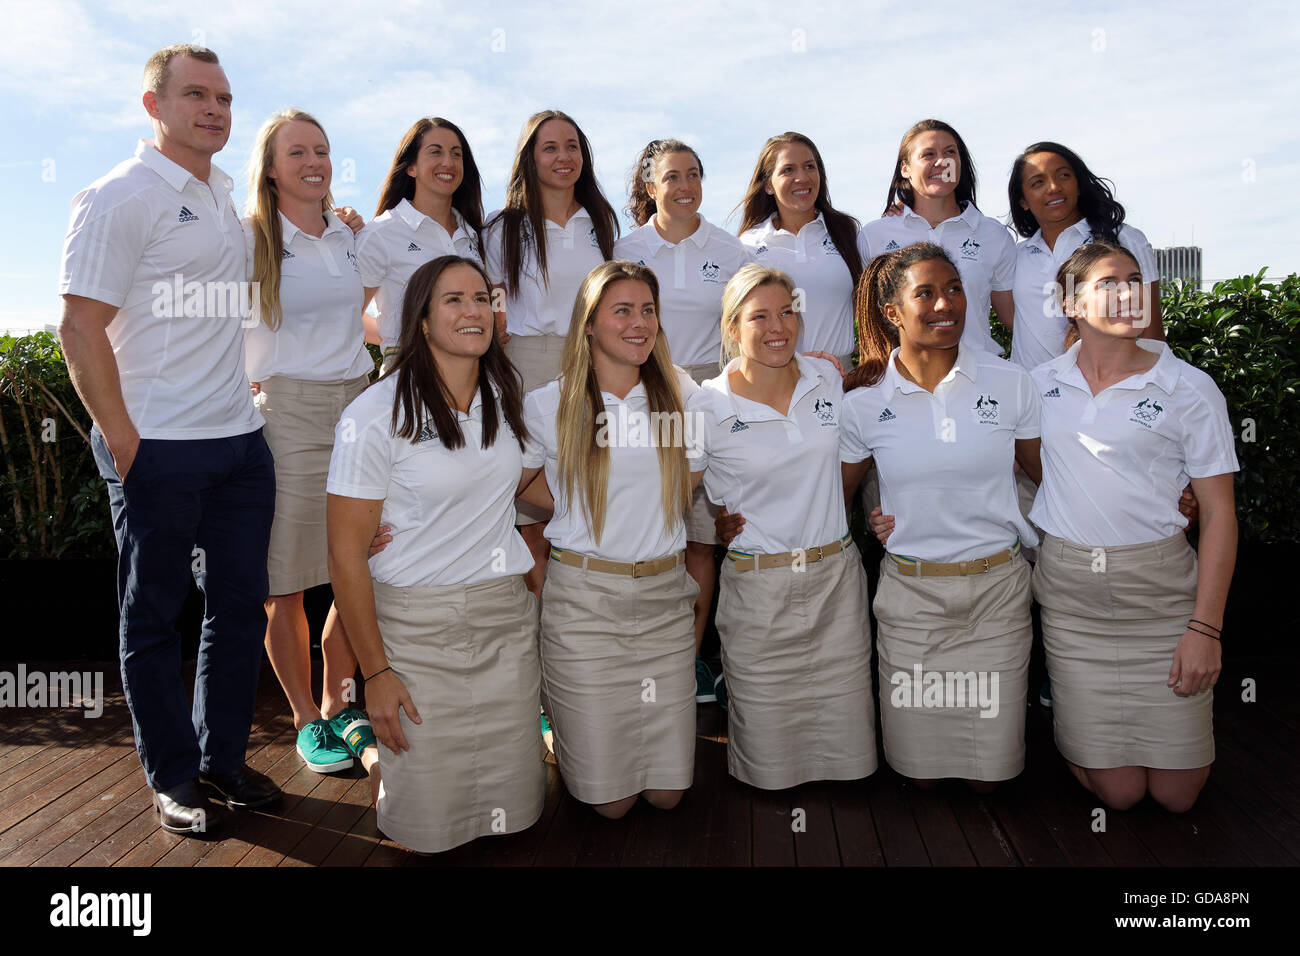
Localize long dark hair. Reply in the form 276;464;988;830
736;131;863;286
373;118;485;259
486;109;619;295
845;242;959;392
1008;141;1125;242
388;255;527;451
885;119;977;216
626;138;703;227
1054;239;1143;349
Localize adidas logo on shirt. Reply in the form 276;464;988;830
1043;387;1060;398
878;408;897;422
408;242;422;252
883;240;900;251
1027;245;1045;255
281;248;296;259
730;419;749;433
178;206;199;223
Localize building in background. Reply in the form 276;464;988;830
1155;246;1203;286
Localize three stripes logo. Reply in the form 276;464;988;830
1043;387;1060;398
407;242;422;252
281;248;296;259
730;419;749;433
883;239;901;251
178;205;199;223
877;408;897;422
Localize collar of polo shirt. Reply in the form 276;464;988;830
899;200;979;230
1045;338;1180;396
134;138;234;196
642;214;712;255
703;352;831;423
278;208;350;246
394;197;468;235
881;341;980;396
759;211;827;239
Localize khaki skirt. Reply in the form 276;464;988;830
506;334;566;526
372;575;545;853
538;555;698;804
873;553;1032;781
715;543;876;790
1033;532;1212;770
256;374;370;595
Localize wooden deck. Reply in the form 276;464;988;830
0;656;1296;867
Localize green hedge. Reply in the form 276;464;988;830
3;275;1298;558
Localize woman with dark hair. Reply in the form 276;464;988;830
326;254;548;853
523;260;700;818
356;117;485;370
1007;142;1162;371
841;242;1040;791
614;138;753;702
856;120;1016;360
737;131;863;369
1028;240;1235;812
483;109;620;595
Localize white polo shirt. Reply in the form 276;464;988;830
840;343;1040;562
326;374;533;587
856;202;1016;359
483;206;606;338
614;216;754;367
686;355;848;554
355;199;482;353
242;210;372;383
741;212;856;358
1009;220;1159;371
522;368;702;561
58;140;262;440
1030;339;1239;547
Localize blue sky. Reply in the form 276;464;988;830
2;0;1297;332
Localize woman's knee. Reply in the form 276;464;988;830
642;788;684;810
1084;766;1148;810
593;795;638;820
1147;767;1210;813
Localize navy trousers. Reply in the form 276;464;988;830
91;426;275;792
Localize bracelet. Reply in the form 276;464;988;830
1189;618;1222;634
1187;625;1221;642
364;666;392;681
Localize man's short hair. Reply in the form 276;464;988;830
142;44;221;96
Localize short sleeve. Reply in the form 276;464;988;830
1014;368;1041;440
482;216;505;284
991;226;1017;291
59;189;150;307
855;227;873;266
839;393;873;463
1120;225;1159;286
326;402;393;499
354;223;387;288
684;389;711;468
1180;380;1240;478
520;390;549;469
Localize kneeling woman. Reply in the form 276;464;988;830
1031;241;1237;812
327;255;545;853
841;242;1041;790
686;264;876;790
524;260;699;818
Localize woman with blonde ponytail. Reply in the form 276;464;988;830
243;108;378;778
521;260;701;818
841;242;1040;790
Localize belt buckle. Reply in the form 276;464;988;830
976;557;991;574
807;546;824;563
630;561;646;578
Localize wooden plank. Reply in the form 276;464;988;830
867;768;930;865
907;784;975;866
621;788;676;867
827;778;885;867
193;743;316;867
662;718;724;866
31;775;155;867
237;770;359;867
1199;776;1300;866
751;785;795;866
792;782;840;867
986;773;1068;866
276;776;374;868
946;791;1018;866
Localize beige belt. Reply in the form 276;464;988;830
726;532;853;573
549;547;685;578
888;541;1021;577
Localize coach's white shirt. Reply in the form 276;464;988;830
355;199;481;354
1030;339;1239;547
1009;220;1158;371
327;374;533;587
483;206;605;338
59;140;262;439
522;368;702;562
614;215;754;367
742;212;855;358
856;202;1016;359
242;210;372;383
840;343;1040;562
686;354;848;554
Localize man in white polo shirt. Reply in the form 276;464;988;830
59;44;281;835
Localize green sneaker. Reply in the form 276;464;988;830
695;657;717;703
296;719;354;773
540;710;555;753
715;674;728;713
329;708;377;759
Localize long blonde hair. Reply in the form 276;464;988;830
245;108;334;331
719;264;801;367
555;260;691;545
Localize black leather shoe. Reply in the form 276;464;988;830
154;779;221;835
200;764;282;809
